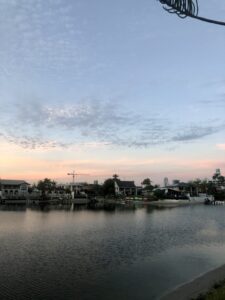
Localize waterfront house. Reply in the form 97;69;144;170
153;187;183;199
0;180;29;199
166;181;200;197
114;180;137;196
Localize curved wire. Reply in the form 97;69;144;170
159;0;198;18
159;0;225;26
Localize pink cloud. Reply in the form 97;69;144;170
1;142;225;185
217;144;225;150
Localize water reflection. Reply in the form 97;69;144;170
0;204;225;299
0;204;27;211
0;202;174;213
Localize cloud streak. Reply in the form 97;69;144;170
0;98;224;150
0;0;86;81
172;125;222;142
1;99;170;148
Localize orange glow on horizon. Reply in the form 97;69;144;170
1;141;224;184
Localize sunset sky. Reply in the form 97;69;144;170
0;0;225;185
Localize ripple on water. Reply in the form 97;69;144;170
0;205;225;299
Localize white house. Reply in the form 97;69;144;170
0;180;29;198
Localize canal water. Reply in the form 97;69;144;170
1;204;225;300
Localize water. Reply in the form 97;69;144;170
1;204;225;300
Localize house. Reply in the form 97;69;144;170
114;180;137;196
0;180;29;198
82;183;102;196
168;182;189;192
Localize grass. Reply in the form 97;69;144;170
194;280;225;300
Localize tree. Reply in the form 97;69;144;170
159;0;225;26
37;178;56;194
213;172;220;180
102;179;115;197
199;179;208;194
92;183;104;196
112;174;119;180
188;178;208;195
141;178;152;186
153;189;166;200
205;181;216;195
218;176;225;184
28;184;37;194
212;171;225;185
142;178;154;192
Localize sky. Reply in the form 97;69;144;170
0;0;225;185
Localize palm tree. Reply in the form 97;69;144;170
112;174;119;180
159;0;225;26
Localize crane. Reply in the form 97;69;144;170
67;171;88;194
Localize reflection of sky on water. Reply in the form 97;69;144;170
0;205;225;299
99;244;225;300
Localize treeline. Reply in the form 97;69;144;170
28;171;225;200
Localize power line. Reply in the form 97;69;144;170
159;0;225;26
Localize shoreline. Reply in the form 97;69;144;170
160;264;225;300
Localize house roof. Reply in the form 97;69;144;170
153;187;181;194
116;180;136;189
167;182;189;188
0;180;29;186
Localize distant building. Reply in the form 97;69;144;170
69;182;86;194
153;187;183;199
167;181;200;197
172;179;180;185
0;180;29;198
164;177;169;187
114;180;137;196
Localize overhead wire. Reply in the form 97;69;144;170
159;0;225;26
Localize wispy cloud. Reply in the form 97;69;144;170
0;97;224;150
0;132;71;150
172;124;223;142
199;97;225;108
0;0;86;80
0;99;170;149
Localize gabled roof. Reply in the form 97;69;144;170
0;180;29;186
116;180;136;189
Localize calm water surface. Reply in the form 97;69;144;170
1;204;225;300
